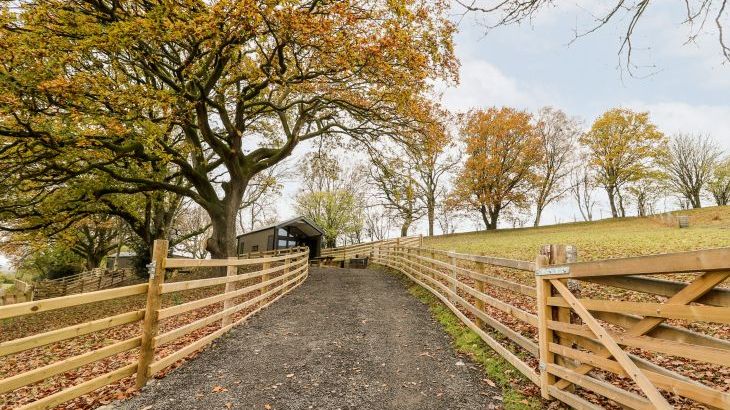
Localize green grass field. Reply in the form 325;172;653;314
424;206;730;262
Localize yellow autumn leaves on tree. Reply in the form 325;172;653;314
581;108;666;218
448;106;670;229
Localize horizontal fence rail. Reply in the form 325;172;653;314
32;268;136;300
320;235;422;262
0;241;309;410
372;243;730;409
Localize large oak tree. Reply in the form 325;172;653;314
448;107;541;230
0;0;456;258
581;108;666;218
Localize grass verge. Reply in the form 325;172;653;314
385;267;544;409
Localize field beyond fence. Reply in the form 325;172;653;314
0;242;308;410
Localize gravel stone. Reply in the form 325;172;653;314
113;267;501;409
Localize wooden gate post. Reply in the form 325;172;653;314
546;245;577;375
536;244;577;399
221;257;237;328
448;250;457;302
136;239;168;388
535;252;554;400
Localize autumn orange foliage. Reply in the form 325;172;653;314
448;107;542;230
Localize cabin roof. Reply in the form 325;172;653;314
236;216;325;239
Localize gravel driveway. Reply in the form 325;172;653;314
114;267;500;409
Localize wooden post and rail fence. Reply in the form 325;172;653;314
0;241;309;410
31;268;137;301
374;241;730;409
0;279;33;306
319;235;422;264
2;234;730;409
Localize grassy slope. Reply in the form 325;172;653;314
417;206;730;407
424;206;730;262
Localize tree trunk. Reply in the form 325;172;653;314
206;180;247;259
692;192;702;208
87;251;106;271
533;206;543;227
400;215;412;237
487;209;499;230
479;204;490;229
427;200;435;236
606;185;618;218
617;190;626;218
481;204;500;230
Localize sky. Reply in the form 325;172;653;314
281;1;730;233
446;3;730;127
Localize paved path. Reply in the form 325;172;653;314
115;267;500;409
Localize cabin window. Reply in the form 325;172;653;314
252;245;259;252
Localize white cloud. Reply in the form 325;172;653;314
625;101;730;150
441;59;554;112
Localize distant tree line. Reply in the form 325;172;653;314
303;105;730;245
447;106;730;231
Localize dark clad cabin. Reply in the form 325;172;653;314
105;251;136;270
236;216;324;259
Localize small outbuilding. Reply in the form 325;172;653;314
236;216;324;259
105;251;136;270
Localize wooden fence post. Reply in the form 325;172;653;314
419;234;423;248
535;252;554;400
448;250;457;302
406;247;411;274
221;257;237;328
474;252;486;328
260;258;272;307
136;239;168;388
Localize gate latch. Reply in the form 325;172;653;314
147;261;157;279
535;266;570;276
